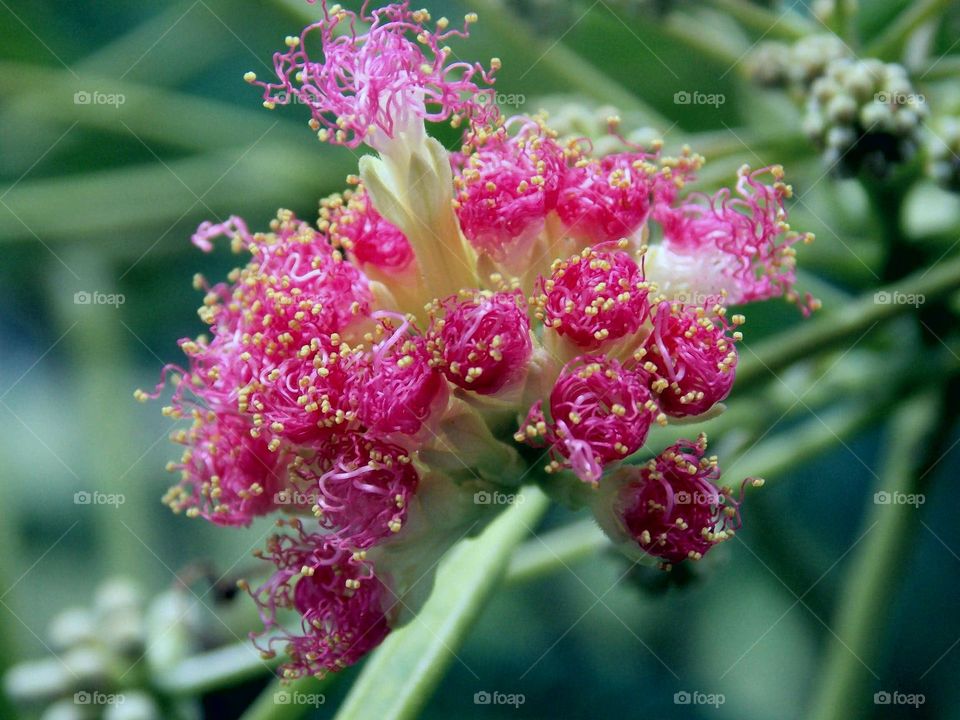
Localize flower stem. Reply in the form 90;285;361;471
331;488;551;720
703;0;811;40
806;389;943;720
0;61;309;154
506;517;608;585
155;638;281;698
736;253;960;388
466;0;670;127
238;674;335;720
827;0;860;47
921;55;960;81
865;0;956;60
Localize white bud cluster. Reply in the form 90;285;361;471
803;58;927;176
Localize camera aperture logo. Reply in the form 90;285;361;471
273;691;325;707
875;91;925;106
75;691;124;706
674;490;721;506
873;290;924;307
669;290;726;307
273;489;320;506
473;690;525;708
673;90;725;108
474;490;524;506
674;690;725;707
874;690;925;708
74;90;125;107
476;90;526;109
74;290;125;308
874;490;924;507
74;490;125;507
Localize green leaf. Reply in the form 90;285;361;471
332;487;550;720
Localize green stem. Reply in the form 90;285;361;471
920;55;960;82
703;0;811;40
0;144;355;244
331;488;551;720
155;639;281;697
865;0;956;60
828;0;860;48
506;517;607;585
51;251;156;577
806;390;942;720
661;14;744;68
736;254;960;388
467;0;670;127
239;675;336;720
0;62;308;154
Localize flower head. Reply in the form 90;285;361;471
250;2;498;152
453;117;566;259
164;410;287;526
650;165;812;311
538;246;650;350
639;301;741;418
557;149;660;243
146;0;816;678
604;436;750;565
250;528;391;677
522;357;659;484
357;315;448;436
428;290;533;396
320;184;415;275
295;432;419;547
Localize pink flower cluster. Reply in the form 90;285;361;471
146;1;813;679
609;435;752;566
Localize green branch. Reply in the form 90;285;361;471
807;390;942;720
703;0;811;40
0;62;308;154
866;0;956;60
331;488;550;720
466;0;669;127
736;254;960;388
